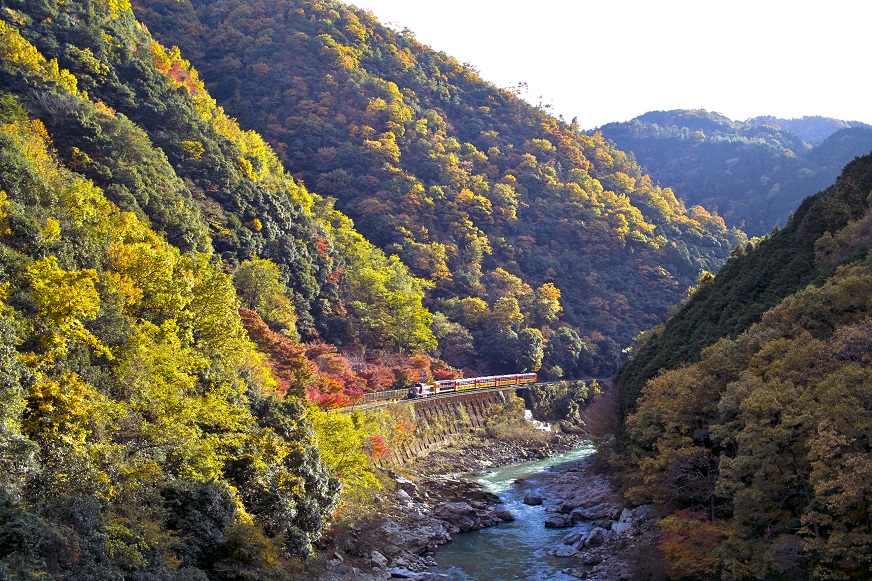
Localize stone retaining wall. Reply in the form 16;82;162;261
377;388;518;466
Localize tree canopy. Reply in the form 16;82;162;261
130;0;746;377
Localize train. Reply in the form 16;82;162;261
407;373;537;398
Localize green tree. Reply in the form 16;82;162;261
233;257;299;338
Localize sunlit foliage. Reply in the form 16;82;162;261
0;106;338;577
130;0;745;376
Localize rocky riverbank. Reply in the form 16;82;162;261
304;429;664;581
305;432;583;581
524;456;664;581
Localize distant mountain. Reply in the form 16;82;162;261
598;109;872;236
131;0;745;376
748;114;871;145
616;151;872;581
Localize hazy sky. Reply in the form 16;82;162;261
349;0;869;130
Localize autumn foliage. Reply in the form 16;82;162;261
621;154;872;580
131;0;746;377
241;307;459;408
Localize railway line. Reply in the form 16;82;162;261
341;378;611;412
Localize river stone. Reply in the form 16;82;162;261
633;504;654;522
611;522;634;536
494;508;515;522
562;530;587;545
570;503;622;522
553;545;580;558
544;513;572;528
389;567;426;579
433;502;478;532
370;550;389;569
619;508;633;523
549;500;579;514
423;477;501;505
433;502;501;532
374;516;452;556
395;476;418;494
584;526;608;547
523;492;543;506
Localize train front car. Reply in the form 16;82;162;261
407;382;435;398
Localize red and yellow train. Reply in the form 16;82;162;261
407;373;537;398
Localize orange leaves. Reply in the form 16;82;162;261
658;510;728;579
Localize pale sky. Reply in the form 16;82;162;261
349;0;870;130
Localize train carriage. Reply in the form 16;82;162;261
407;373;536;398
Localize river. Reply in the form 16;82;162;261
430;444;596;580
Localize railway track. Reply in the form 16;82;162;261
340;379;611;413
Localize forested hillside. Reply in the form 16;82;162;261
599;109;872;236
0;0;439;576
615;153;872;416
130;0;745;377
615;153;872;579
0;77;339;579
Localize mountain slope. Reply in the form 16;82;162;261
131;0;745;376
1;0;437;357
599;109;872;236
0;2;458;574
748;114;871;145
615;152;872;417
0;89;338;577
620;153;872;580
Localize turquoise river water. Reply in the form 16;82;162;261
430;444;595;580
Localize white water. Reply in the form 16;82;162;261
430;444;595;580
523;409;552;432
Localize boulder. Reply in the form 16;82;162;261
552;545;580;558
544;513;572;528
551;500;580;514
523;492;543;506
389;568;426;579
374;516;452;556
370;550;390;569
584;527;608;547
632;504;654;522
422;477;501;505
570;503;622;523
618;508;633;524
494;509;515;522
395;476;418;495
611;522;633;536
433;502;501;532
562;530;587;545
433;502;479;532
